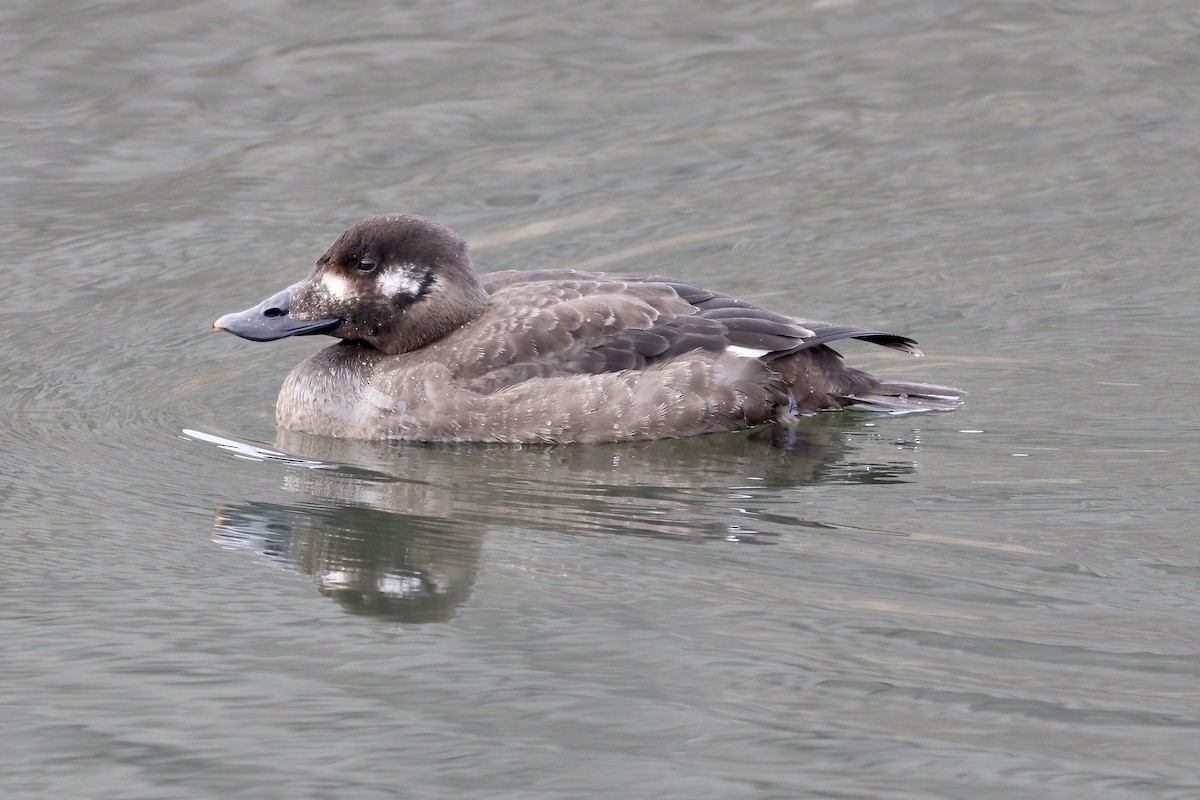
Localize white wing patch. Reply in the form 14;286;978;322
725;344;771;359
378;265;425;298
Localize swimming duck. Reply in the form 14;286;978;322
214;214;963;443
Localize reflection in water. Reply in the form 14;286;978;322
196;416;920;622
214;502;480;623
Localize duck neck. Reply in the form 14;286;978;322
374;276;488;354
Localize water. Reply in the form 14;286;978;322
3;1;1200;798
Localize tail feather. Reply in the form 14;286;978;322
838;380;966;414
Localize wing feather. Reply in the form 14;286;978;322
453;270;919;393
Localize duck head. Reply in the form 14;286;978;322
214;214;489;355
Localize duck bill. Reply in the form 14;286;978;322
213;283;341;342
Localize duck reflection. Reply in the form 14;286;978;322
202;416;918;623
214;502;479;623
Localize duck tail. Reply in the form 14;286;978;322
838;379;967;414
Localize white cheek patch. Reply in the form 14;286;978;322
321;273;353;301
378;265;427;299
726;344;772;359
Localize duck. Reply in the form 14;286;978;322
213;214;963;443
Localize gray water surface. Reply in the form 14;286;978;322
4;1;1200;798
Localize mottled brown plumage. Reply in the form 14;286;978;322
214;214;963;443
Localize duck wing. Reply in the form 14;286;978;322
456;271;917;393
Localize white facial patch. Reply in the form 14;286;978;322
321;273;353;301
725;344;771;359
378;264;427;299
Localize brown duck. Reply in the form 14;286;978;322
214;214;963;443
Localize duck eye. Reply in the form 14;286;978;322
357;259;377;273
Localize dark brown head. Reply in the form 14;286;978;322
214;214;488;354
